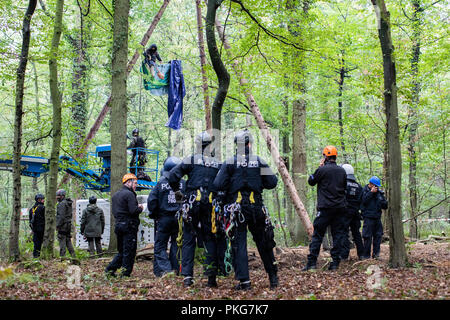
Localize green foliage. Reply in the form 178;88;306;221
0;0;448;255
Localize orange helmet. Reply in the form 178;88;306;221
122;173;137;184
322;146;338;157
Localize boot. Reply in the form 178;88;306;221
302;261;317;271
235;280;251;291
183;276;194;287
269;273;279;289
328;261;339;271
207;275;217;288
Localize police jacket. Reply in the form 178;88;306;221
345;175;363;213
308;161;347;210
147;172;186;219
213;151;278;204
168;154;221;196
361;184;388;219
56;198;73;234
112;186;143;228
80;204;105;238
29;202;45;233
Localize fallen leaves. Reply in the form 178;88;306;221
0;242;448;300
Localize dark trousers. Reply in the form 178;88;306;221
232;204;277;281
362;218;383;258
153;215;179;277
106;223;138;277
58;232;75;257
181;201;221;278
307;207;345;264
32;230;44;258
341;210;364;259
87;237;102;255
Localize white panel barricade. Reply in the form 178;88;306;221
75;195;154;250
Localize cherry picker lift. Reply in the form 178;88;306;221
0;145;159;192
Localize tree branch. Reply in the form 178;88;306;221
230;0;308;51
402;195;450;223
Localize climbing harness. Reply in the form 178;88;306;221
262;205;276;250
175;193;197;269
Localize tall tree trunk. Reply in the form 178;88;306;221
407;0;422;239
216;20;314;237
9;0;38;261
58;0;171;187
65;8;90;236
42;0;65;258
195;0;211;130
281;100;294;243
371;0;407;267
287;0;310;245
291;96;309;244
109;0;130;251
205;0;229;134
337;57;348;163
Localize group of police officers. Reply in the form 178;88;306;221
28;129;388;291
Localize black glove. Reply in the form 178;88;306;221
175;190;184;203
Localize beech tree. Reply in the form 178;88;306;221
371;0;407;267
109;0;130;251
9;0;38;261
42;0;65;258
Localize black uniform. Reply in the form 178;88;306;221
56;198;75;257
148;172;186;276
307;161;347;267
213;150;278;284
341;175;364;259
361;185;388;258
168;154;223;281
106;186;143;277
128;136;146;173
29;201;45;258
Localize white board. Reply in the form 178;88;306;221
75;195;154;250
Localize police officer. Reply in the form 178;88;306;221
340;164;364;260
128;128;147;176
168;131;223;288
213;130;279;290
361;176;388;260
105;173;144;277
55;189;76;258
303;146;347;271
148;156;185;277
29;193;45;258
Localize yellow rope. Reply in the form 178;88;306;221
176;212;183;268
211;205;217;234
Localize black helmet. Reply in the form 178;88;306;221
132;128;139;136
89;196;97;204
163;156;181;173
56;189;66;197
194;131;212;148
35;193;45;202
234;129;254;145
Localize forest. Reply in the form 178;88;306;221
0;0;448;300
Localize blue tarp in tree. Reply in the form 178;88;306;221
166;60;185;130
140;60;185;130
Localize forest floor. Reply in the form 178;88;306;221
0;242;448;300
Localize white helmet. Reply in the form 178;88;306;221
342;164;354;175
